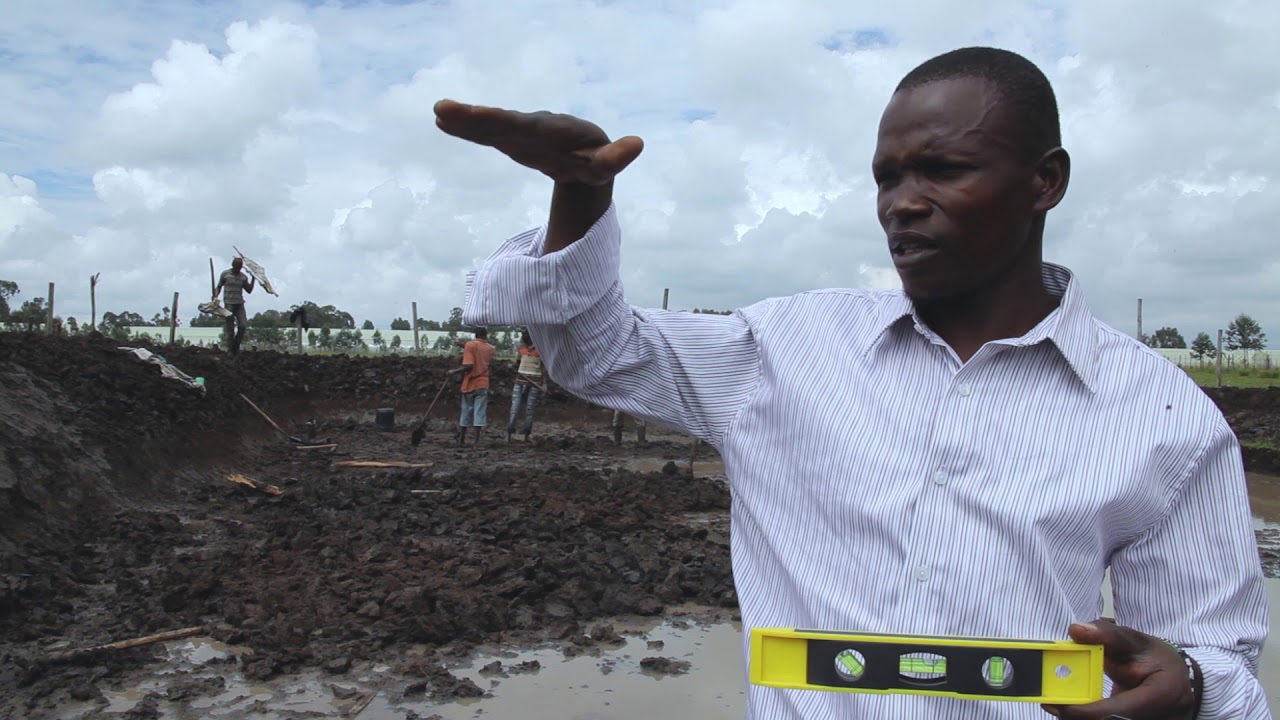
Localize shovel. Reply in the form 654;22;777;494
410;378;451;447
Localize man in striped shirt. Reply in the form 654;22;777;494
435;47;1268;719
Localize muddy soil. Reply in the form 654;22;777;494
0;332;1276;718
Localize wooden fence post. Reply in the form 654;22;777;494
90;273;100;330
169;292;179;344
46;282;55;334
412;301;420;353
1216;329;1224;388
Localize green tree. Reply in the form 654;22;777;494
248;309;292;328
446;306;463;330
190;313;223;327
66;316;80;334
416;317;441;330
362;319;375;330
1225;314;1267;351
1146;327;1186;349
390;317;411;331
14;297;47;329
1189;332;1217;361
151;307;181;328
307;330;318;348
246;326;290;351
390;335;402;351
372;329;385;350
0;279;17;321
287;301;356;330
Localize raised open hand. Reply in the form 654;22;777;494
434;100;644;186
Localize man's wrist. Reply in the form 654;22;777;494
1163;639;1203;717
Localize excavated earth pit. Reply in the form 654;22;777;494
0;332;1277;719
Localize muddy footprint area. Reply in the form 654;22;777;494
1;332;1277;719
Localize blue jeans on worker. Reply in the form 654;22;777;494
224;303;248;354
459;388;489;427
508;381;542;436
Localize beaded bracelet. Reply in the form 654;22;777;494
1163;639;1203;717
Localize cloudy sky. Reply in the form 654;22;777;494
1;0;1276;342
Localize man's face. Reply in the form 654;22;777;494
231;259;243;274
872;76;1045;301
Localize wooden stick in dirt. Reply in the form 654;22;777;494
347;692;376;718
296;444;338;451
229;473;283;496
689;437;700;477
239;393;292;440
333;460;433;469
50;626;205;662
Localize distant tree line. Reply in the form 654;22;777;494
9;275;1264;361
1143;313;1268;361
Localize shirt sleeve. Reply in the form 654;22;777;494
461;202;768;446
1109;418;1270;719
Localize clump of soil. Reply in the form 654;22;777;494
640;656;692;675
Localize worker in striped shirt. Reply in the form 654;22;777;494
435;47;1267;720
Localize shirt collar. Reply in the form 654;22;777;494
857;262;1100;393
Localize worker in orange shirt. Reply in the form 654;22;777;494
448;327;496;446
507;329;547;441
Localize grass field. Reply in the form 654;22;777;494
1182;366;1280;388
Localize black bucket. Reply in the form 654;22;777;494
374;407;395;431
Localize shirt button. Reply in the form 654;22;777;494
916;566;931;582
933;470;948;486
957;383;972;397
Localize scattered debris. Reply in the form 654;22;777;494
49;626;205;663
119;347;205;393
345;690;375;717
334;460;434;469
233;245;278;297
297;443;338;451
228;473;283;496
239;393;305;443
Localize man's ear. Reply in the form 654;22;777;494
1032;146;1070;213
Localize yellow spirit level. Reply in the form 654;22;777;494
749;628;1104;705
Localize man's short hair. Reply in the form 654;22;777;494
472;326;488;339
896;46;1061;161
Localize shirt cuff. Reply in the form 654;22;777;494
1183;645;1268;719
462;203;621;327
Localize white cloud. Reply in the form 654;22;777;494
0;174;59;253
0;0;1275;344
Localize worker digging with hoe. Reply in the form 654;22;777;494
508;328;547;441
449;326;495;446
435;47;1267;719
214;256;255;356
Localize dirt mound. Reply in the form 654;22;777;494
0;332;729;717
1203;387;1280;474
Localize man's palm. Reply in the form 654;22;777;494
433;100;644;185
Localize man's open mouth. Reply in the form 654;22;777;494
890;234;941;259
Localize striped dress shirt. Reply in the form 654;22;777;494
462;203;1269;719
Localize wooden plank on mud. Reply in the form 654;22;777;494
296;444;338;451
50;626;205;662
333;460;433;469
229;473;283;496
346;691;376;717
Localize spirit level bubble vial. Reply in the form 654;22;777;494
749;628;1104;705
